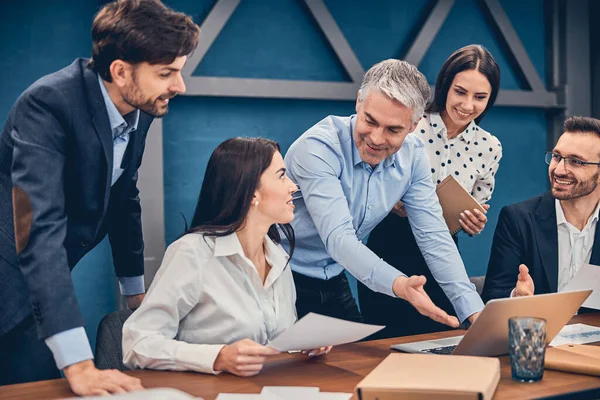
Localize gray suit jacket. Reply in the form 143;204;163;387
0;58;153;338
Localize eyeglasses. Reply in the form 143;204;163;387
545;152;600;168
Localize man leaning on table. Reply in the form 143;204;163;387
0;0;199;395
280;59;483;328
482;116;600;301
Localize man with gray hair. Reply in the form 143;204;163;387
282;59;483;326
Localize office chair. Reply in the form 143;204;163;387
94;308;133;371
469;276;485;296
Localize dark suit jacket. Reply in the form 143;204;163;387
481;192;600;302
0;58;153;338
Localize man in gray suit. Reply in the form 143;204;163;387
0;0;198;394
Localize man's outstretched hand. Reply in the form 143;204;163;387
393;275;460;328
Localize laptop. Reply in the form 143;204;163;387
392;290;592;357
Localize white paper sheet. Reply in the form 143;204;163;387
217;387;352;400
314;394;352;400
77;388;201;400
215;394;262;400
261;386;320;399
267;312;384;352
562;263;600;309
549;323;600;346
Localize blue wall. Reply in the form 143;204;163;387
0;0;549;349
162;0;550;278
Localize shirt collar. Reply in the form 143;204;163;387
97;74;140;137
213;232;290;288
263;235;290;280
350;114;396;169
555;199;567;226
555;199;600;229
213;232;289;263
429;112;478;143
213;232;245;257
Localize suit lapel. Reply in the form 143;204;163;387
533;192;559;292
590;217;600;265
81;59;113;213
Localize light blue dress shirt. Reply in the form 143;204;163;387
282;115;483;322
44;76;145;370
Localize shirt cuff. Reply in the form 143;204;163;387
119;275;145;296
510;288;516;298
450;290;485;323
374;264;406;298
45;327;93;370
174;342;226;375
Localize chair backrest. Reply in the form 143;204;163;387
94;309;133;371
469;276;485;296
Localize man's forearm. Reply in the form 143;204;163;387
414;230;484;321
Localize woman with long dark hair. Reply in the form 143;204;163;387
123;137;328;377
360;45;503;338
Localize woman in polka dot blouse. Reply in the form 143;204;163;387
359;45;502;339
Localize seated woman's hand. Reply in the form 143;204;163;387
301;346;332;357
459;204;490;235
213;339;280;377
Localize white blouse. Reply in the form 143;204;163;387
413;112;502;203
122;232;297;374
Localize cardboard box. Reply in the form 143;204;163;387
355;354;500;400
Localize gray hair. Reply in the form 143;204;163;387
358;59;431;123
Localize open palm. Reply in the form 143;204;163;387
401;275;460;328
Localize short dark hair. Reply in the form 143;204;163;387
564;116;600;138
426;44;500;124
89;0;200;82
187;137;295;261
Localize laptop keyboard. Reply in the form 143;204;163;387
422;345;457;355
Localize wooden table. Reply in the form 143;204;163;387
2;314;600;400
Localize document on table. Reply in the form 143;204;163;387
267;313;384;352
549;323;600;347
215;387;352;400
562;263;600;309
76;388;201;399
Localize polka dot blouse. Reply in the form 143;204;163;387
413;112;502;203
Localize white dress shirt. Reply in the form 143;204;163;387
414;112;502;202
556;200;600;291
122;232;297;374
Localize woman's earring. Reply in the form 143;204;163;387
254;201;259;206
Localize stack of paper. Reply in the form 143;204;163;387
216;387;352;400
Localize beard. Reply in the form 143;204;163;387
122;85;172;118
122;71;174;118
551;170;600;200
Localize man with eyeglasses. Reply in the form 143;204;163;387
482;116;600;302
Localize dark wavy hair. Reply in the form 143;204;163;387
89;0;200;82
186;137;295;261
426;44;500;124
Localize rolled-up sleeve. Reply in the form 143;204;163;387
402;147;484;322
